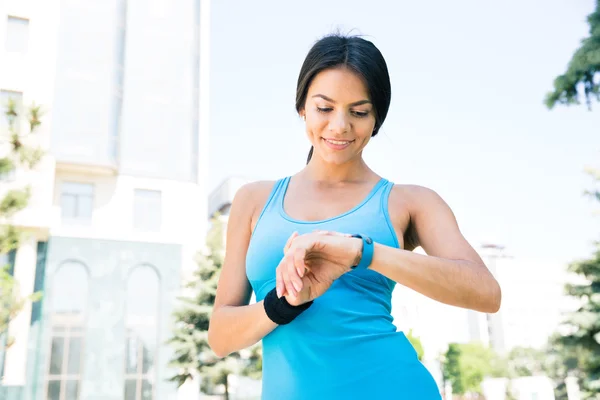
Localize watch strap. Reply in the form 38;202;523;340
351;234;374;270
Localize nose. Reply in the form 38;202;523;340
328;111;349;134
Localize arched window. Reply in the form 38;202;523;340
124;265;160;400
46;261;89;400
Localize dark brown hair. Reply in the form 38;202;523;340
295;33;392;163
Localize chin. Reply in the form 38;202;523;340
320;152;355;165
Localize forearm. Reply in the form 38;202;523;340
369;243;501;313
208;301;277;357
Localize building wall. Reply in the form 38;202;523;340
31;237;182;400
0;0;210;399
0;1;61;396
50;0;120;167
119;0;200;182
51;171;206;246
0;0;59;232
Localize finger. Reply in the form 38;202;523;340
287;253;304;292
276;266;283;298
283;231;299;254
313;230;351;237
281;256;298;297
293;247;308;278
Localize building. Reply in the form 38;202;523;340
0;1;210;399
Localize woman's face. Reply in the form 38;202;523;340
301;67;376;165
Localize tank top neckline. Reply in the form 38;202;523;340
278;176;388;225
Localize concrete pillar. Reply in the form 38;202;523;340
2;236;37;385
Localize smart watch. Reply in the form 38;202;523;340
350;234;374;270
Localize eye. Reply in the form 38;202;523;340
317;107;332;113
352;111;370;118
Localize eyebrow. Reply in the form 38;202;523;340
312;94;372;106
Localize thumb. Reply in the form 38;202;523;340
283;231;299;254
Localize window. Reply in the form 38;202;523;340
5;16;29;53
133;190;162;232
1;90;23;135
46;262;89;400
60;182;94;222
0;250;15;275
124;266;159;400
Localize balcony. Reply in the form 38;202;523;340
52;134;118;176
54;159;117;176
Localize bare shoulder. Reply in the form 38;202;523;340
234;180;276;203
389;184;448;211
387;184;453;250
232;180;277;232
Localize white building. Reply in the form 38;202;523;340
0;1;211;399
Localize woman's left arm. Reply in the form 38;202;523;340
370;185;501;313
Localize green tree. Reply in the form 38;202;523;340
441;342;507;399
546;3;600;395
540;171;599;399
0;95;44;349
543;334;588;400
556;244;600;398
442;343;464;396
168;215;262;399
545;1;600;110
406;329;425;361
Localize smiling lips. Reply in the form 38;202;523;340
322;137;354;150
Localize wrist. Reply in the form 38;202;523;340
350;234;375;270
264;288;313;325
350;237;363;267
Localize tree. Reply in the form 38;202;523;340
538;168;599;399
441;342;507;399
405;329;425;361
555;245;600;398
546;1;600;110
442;343;464;396
545;3;600;394
168;215;262;399
0;95;44;349
542;334;588;400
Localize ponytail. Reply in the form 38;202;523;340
306;146;314;164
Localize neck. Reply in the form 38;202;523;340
302;154;374;184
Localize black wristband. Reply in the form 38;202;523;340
263;288;313;325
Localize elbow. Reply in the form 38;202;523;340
482;278;502;314
207;318;229;359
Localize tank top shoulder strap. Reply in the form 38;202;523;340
378;179;400;248
254;177;289;225
379;178;395;214
358;177;393;213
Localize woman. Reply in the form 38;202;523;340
208;33;501;399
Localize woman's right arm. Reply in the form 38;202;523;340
208;181;278;358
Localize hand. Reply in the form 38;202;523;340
275;231;362;306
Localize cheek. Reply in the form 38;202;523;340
306;117;328;134
356;118;376;138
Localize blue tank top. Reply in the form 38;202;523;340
246;177;441;399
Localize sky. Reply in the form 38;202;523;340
208;0;599;292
